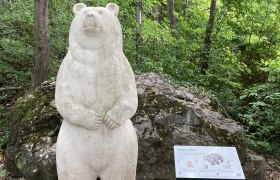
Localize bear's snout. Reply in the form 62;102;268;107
85;13;95;21
82;11;102;34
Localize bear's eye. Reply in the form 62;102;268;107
98;10;103;15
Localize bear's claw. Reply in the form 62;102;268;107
104;115;120;129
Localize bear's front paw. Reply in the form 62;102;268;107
86;111;103;130
87;118;103;130
104;114;121;129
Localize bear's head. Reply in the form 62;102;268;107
70;3;122;50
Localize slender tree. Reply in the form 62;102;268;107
154;3;161;22
30;0;50;90
0;0;14;9
201;0;217;75
167;0;177;37
136;0;142;70
183;0;190;18
9;0;14;9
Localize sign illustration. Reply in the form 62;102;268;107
174;146;245;180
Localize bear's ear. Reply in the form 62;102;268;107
73;3;87;15
106;3;119;16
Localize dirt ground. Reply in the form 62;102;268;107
264;154;280;180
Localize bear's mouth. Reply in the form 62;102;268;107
83;20;102;33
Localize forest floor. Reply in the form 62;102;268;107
264;154;280;180
0;149;279;180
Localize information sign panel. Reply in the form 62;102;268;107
174;146;245;180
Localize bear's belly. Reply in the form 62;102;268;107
56;120;138;172
69;63;122;116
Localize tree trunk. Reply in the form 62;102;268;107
167;0;177;37
154;3;161;22
30;0;50;90
136;0;142;70
183;0;190;18
201;0;217;75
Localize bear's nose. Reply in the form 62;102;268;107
85;13;95;21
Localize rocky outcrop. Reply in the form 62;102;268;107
5;73;264;180
5;79;60;180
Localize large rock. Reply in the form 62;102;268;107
5;79;60;180
5;73;264;180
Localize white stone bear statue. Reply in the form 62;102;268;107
55;3;138;180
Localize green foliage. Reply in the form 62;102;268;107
0;133;8;149
141;18;177;72
0;1;36;150
0;1;34;87
246;139;272;153
236;63;280;153
0;103;10;149
0;168;8;178
271;160;280;168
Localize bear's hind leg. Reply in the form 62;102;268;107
99;121;138;180
100;145;137;180
57;160;99;180
100;166;136;180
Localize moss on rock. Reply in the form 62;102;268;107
5;80;61;180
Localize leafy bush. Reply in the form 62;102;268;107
236;59;280;153
0;1;34;87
